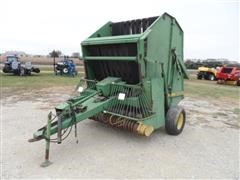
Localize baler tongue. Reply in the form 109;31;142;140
30;77;121;142
30;94;111;142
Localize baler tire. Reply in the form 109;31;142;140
165;106;186;135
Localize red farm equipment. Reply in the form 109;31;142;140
216;66;240;86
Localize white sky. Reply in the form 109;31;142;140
0;0;239;61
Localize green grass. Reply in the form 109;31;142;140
1;72;82;89
1;71;239;102
39;66;85;71
184;79;240;100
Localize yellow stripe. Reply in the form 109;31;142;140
168;91;184;97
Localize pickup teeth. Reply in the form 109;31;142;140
90;113;154;136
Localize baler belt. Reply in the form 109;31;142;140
112;16;158;36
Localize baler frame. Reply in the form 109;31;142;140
29;13;188;166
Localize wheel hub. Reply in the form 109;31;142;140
177;113;184;130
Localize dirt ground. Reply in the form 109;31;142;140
1;86;239;179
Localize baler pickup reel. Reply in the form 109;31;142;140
30;12;188;167
30;78;155;142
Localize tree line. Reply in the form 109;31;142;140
184;60;240;69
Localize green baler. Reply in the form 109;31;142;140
30;13;188;166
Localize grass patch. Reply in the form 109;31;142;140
39;66;85;72
1;71;239;102
184;79;240;100
1;72;81;89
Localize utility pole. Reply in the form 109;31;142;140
53;50;56;73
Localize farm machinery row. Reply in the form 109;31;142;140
197;66;240;86
29;13;189;167
2;55;78;77
2;55;40;76
216;66;240;86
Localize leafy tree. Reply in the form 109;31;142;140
49;50;62;58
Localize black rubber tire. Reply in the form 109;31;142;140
165;106;186;135
204;74;209;80
33;68;40;73
197;72;203;80
237;80;240;86
2;67;8;73
197;75;202;79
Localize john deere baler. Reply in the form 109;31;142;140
30;12;188;166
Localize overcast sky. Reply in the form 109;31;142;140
0;0;239;61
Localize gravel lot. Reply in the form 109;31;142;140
1;87;239;179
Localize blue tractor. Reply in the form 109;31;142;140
2;55;40;76
55;57;77;77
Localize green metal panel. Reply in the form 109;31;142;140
81;34;141;45
143;78;165;129
96;77;121;96
143;13;188;109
